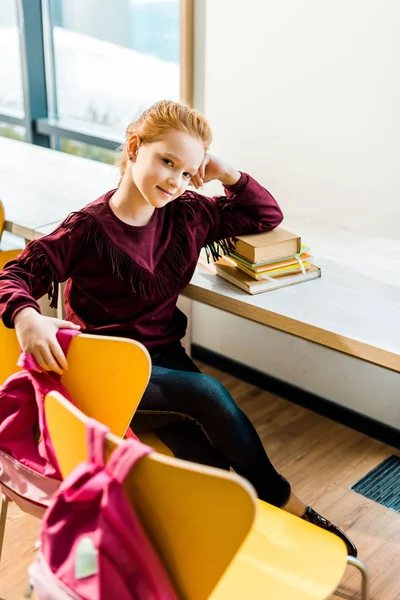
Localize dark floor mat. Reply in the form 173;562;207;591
351;454;400;512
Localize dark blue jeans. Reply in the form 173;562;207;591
131;342;291;507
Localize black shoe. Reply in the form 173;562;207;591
302;506;358;557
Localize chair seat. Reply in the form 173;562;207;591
210;500;348;600
137;432;174;457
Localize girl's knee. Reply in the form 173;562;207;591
192;374;236;411
192;372;225;394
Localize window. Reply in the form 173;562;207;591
0;0;193;163
0;0;24;117
45;0;181;139
0;122;25;142
60;138;116;165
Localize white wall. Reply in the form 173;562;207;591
192;0;400;426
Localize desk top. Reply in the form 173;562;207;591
0;137;118;240
1;138;399;372
185;219;400;373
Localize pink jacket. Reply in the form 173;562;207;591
0;329;79;508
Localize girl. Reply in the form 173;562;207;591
0;100;356;555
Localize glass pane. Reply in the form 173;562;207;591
0;122;25;142
0;0;24;115
60;138;117;165
47;0;180;138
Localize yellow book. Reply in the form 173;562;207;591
230;258;312;280
230;249;312;271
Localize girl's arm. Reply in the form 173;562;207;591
189;154;284;250
0;212;84;327
0;213;85;373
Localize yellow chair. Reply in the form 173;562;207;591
0;327;153;561
0;248;22;382
0;328;151;429
0;248;21;271
0;317;173;450
45;391;370;600
45;390;257;600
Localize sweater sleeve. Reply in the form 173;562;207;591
0;212;87;327
191;172;284;255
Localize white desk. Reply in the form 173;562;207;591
187;244;400;373
0;137;118;241
1;138;400;373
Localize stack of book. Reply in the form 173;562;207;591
214;227;321;294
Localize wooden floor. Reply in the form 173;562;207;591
0;361;399;600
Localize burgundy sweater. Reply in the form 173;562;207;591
0;173;283;349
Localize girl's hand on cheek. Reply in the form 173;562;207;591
191;154;241;189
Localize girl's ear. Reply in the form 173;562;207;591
127;134;140;159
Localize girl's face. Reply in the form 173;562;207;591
130;129;206;208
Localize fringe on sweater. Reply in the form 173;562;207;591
62;202;235;299
18;244;60;309
182;190;237;263
18;196;238;305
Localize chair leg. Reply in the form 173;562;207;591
0;493;10;563
347;556;370;600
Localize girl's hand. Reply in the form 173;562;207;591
191;154;241;189
14;307;80;375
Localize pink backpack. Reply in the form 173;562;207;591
0;329;79;512
29;419;179;600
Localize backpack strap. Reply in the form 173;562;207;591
106;438;153;484
86;418;110;466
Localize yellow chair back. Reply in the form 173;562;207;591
0;311;22;384
0;249;21;271
0;315;171;453
0;198;23;376
45;390;257;600
0;250;23;383
0;326;151;438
